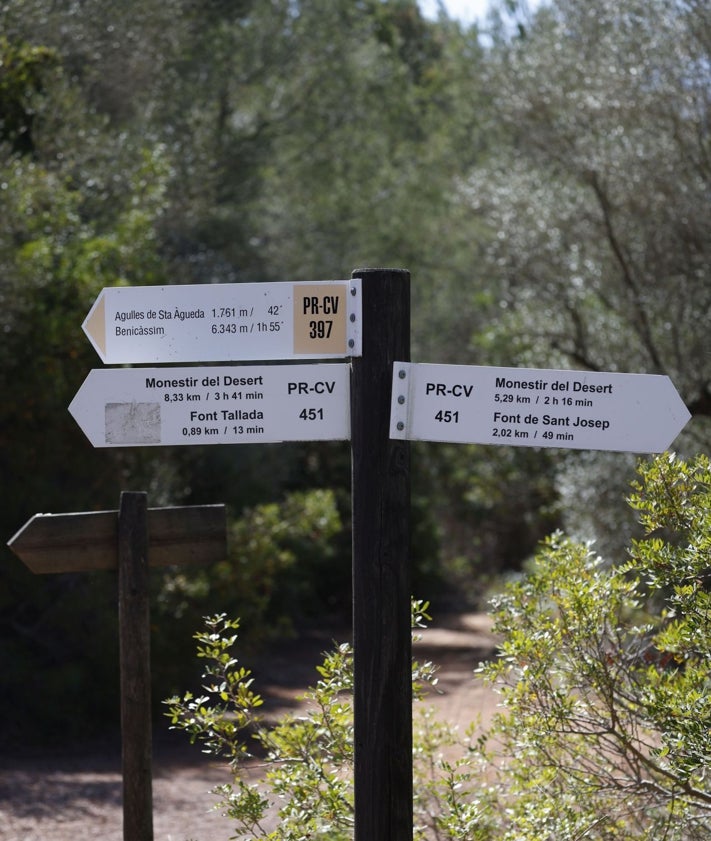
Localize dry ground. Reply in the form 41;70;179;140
0;613;499;841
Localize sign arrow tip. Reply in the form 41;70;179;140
83;292;107;360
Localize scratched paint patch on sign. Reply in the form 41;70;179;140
105;402;161;445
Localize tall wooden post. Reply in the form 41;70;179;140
350;268;412;840
118;491;153;841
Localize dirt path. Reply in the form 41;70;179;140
0;614;499;841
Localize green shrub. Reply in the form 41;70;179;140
166;455;711;840
164;602;487;841
481;453;711;840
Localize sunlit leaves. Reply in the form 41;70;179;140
480;453;711;839
164;602;451;840
466;0;711;419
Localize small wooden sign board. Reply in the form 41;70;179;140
8;503;227;573
8;495;227;841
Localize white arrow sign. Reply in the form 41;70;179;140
82;280;362;364
69;364;351;447
390;362;690;453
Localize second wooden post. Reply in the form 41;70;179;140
118;491;153;841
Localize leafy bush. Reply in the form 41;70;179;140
154;488;343;650
481;453;711;840
166;454;711;840
164;603;464;841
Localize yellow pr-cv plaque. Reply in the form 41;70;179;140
293;284;348;355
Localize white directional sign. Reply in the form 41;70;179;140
69;364;350;447
82;279;362;364
390;362;690;453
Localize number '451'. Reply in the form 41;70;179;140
300;408;325;421
435;410;459;423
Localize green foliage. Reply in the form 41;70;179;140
149;487;345;714
461;0;709;552
471;0;711;405
625;455;711;790
415;442;561;600
223;488;344;631
165;613;355;840
480;453;711;839
168;455;711;840
0;34;176;744
165;615;264;765
0;36;57;153
0;35;173;521
165;601;479;841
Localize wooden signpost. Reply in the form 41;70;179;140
8;498;227;841
8;267;693;841
351;268;411;841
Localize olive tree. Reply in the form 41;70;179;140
468;0;710;413
459;0;710;547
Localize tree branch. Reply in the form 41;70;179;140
588;171;666;373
